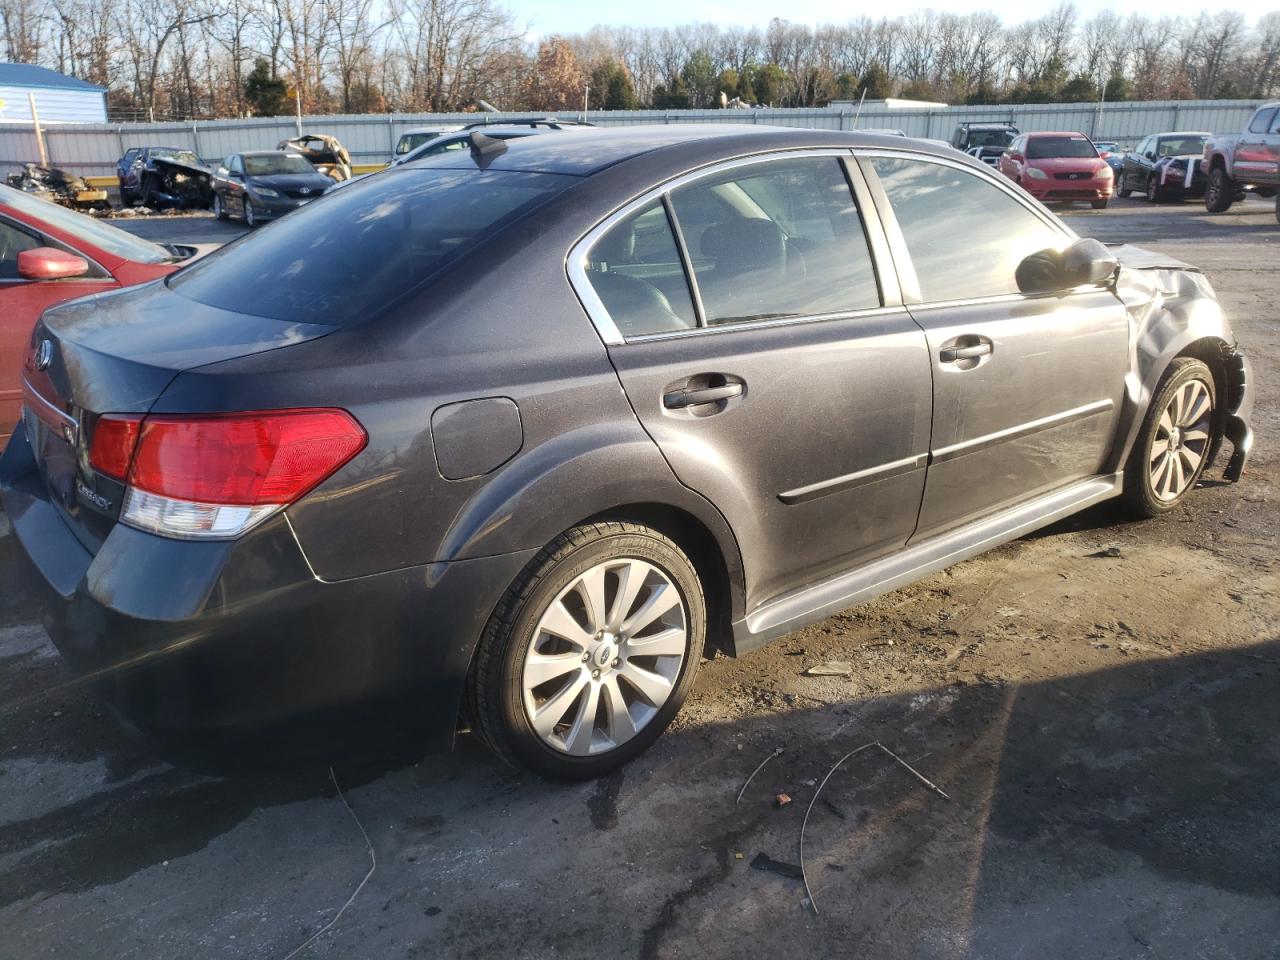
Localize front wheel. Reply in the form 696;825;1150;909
244;200;257;227
1145;175;1161;203
212;193;227;220
1091;198;1109;210
1123;358;1216;517
1117;171;1132;198
1275;192;1279;224
1204;168;1234;213
469;522;705;780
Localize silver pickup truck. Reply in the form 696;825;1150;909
1201;100;1280;220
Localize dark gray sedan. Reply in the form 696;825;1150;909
1;127;1253;780
211;150;333;226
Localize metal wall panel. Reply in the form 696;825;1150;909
0;100;1263;177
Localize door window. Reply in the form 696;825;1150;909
0;220;43;280
870;157;1066;303
668;156;879;326
229;155;244;175
1248;108;1277;134
584;201;698;338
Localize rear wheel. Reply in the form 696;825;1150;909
1204;167;1234;212
469;521;705;780
1123;358;1215;517
212;193;227;220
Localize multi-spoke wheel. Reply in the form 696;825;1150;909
1125;358;1216;516
469;522;705;779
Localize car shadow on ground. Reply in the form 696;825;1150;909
3;581;1278;959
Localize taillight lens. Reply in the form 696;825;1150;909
89;415;142;481
94;408;365;540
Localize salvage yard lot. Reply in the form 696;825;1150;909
2;197;1278;959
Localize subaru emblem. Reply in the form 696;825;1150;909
300;187;310;195
34;339;53;371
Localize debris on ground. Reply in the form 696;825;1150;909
1088;546;1123;558
799;742;951;916
775;792;792;807
6;164;109;210
803;661;853;677
735;747;784;804
750;852;804;880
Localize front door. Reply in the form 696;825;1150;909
577;153;933;606
863;153;1130;540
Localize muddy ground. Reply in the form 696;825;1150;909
2;197;1277;959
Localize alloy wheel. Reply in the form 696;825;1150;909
521;557;688;756
1149;378;1213;501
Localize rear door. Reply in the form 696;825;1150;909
861;152;1130;541
1235;107;1278;182
573;152;933;606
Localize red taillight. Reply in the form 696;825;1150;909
128;409;366;506
89;415;142;481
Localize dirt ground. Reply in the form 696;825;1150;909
2;197;1277;960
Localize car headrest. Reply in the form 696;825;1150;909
700;218;787;276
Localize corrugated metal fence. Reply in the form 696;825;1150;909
0;99;1262;178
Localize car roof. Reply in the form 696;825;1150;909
1024;131;1091;138
405;124;965;177
400;125;463;136
243;150;305;157
1151;131;1213;137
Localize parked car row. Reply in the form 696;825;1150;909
0;125;1254;781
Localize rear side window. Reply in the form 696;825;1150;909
669;156;879;325
170;168;574;323
585;201;698;338
871;157;1065;303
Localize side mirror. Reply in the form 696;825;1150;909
17;247;89;281
1144;150;1156;160
1016;238;1117;295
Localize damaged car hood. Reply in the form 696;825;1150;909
1103;242;1200;273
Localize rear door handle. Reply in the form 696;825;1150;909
940;343;992;362
663;383;743;408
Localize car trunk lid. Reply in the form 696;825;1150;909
20;282;337;552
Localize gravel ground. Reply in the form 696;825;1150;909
2;196;1277;960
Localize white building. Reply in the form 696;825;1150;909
0;63;107;124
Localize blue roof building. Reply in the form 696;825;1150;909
0;63;107;124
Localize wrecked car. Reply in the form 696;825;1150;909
117;146;213;210
5;164;109;211
277;134;352;181
1;129;1252;781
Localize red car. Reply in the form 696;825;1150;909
998;132;1114;209
0;186;191;446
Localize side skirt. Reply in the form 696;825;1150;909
731;472;1123;655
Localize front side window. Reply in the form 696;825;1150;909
0;220;41;280
585;201;698;338
871;157;1066;303
668;156;880;326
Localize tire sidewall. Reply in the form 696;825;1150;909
1126;358;1215;516
494;530;705;779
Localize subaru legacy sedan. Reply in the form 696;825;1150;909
1;127;1252;780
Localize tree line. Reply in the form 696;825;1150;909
1;0;1278;121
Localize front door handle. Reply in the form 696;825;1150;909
940;343;992;363
663;382;743;408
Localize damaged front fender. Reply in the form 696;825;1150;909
1107;245;1253;481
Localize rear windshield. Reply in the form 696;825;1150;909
967;129;1014;148
246;155;314;176
1157;136;1208;157
169;167;574;323
1027;137;1097;159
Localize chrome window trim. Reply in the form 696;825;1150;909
626;305;909;345
778;453;928;505
567;148;874;347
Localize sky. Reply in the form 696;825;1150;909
506;0;1264;37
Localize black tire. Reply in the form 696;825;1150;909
139;177;156;209
468;521;705;780
1145;175;1161;203
1275;192;1279;225
244;200;257;227
1117;171;1132;198
1204;167;1234;213
1091;198;1109;210
1123;357;1216;518
212;193;227;220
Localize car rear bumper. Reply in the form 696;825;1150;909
0;422;531;760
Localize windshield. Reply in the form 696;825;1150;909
1027;136;1098;159
245;155;315;176
152;148;200;165
169;167;574;324
0;185;171;263
969;129;1014;148
1158;136;1208;157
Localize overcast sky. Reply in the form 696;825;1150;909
507;0;1263;37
